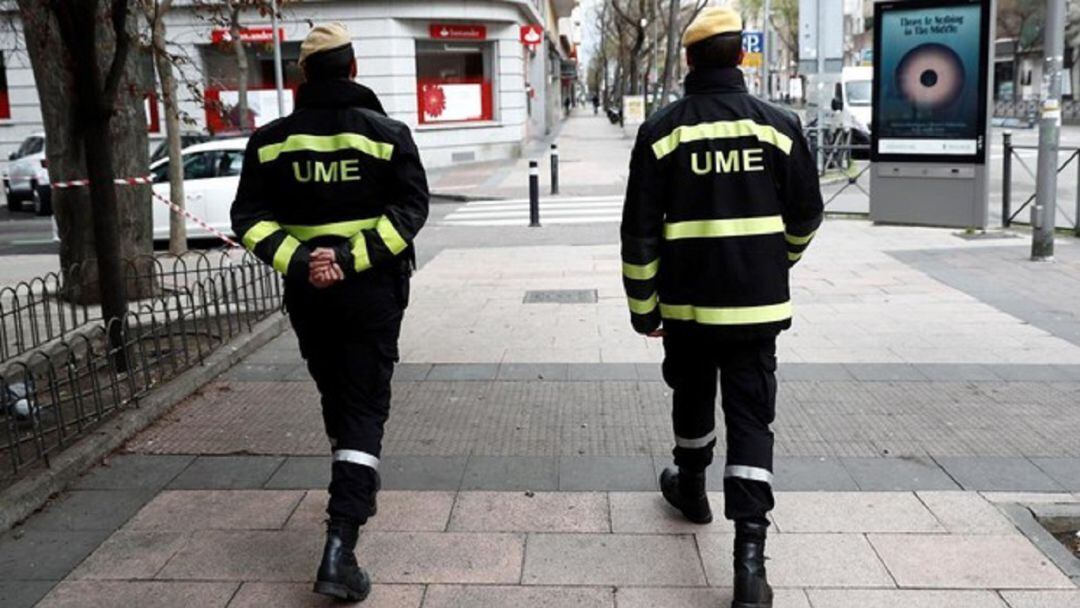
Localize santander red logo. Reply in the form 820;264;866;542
429;23;487;40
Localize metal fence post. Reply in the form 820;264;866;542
550;144;560;195
1076;151;1080;237
529;160;540;227
1003;131;1012;228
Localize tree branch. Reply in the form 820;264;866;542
102;0;131;103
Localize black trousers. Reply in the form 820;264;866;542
285;266;408;525
662;332;777;523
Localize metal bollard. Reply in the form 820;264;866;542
1002;131;1012;228
550;143;560;195
529;160;540;227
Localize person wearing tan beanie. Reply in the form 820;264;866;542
231;22;430;603
620;7;823;608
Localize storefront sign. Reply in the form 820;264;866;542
211;27;285;44
418;80;492;124
623;95;646;126
520;24;544;47
429;23;487;40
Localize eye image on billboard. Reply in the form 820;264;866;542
872;0;989;162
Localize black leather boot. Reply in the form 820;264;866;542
314;520;371;603
660;467;712;524
732;520;772;608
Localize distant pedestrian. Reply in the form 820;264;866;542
620;7;823;608
564;95;572;115
592;93;600;115
231;22;428;603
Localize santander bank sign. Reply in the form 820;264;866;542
429;23;487;40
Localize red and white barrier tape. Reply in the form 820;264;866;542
49;175;241;248
51;176;153;189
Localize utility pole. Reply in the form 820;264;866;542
270;0;285;117
815;0;825;171
763;0;771;99
1032;0;1066;260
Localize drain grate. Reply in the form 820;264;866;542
523;289;598;304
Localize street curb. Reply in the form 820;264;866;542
999;502;1080;585
0;313;289;532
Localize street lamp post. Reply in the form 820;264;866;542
1032;0;1066;260
270;0;286;117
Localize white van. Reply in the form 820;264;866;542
832;66;873;155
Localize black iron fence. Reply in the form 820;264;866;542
1001;132;1080;234
0;251;282;482
806;127;872;208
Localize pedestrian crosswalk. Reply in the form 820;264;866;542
441;195;623;226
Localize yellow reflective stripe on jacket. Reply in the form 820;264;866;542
664;215;784;241
660;301;793;325
788;251;803;262
785;230;816;246
623;259;660;281
628;293;658;315
258;133;395;163
282;218;379;241
242;220;281;250
375;216;408;255
652;119;794;160
350;232;373;272
271;236;302;275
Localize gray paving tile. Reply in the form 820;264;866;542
72;455;194;491
0;529;111;581
381;456;468;491
394;364;432;381
461;456;558;491
915;364;1003;382
844;364;929;382
242;347;303;365
776;363;855;381
168;456;285;490
635;363;664;382
1030;457;1080;491
21;490;156;533
426;364;499;381
936;457;1067;492
773;457;859;491
841;457;960;491
558;456;656;491
991;365;1073;382
496;364;569;381
1053;365;1080;381
263;456;329;490
221;363;304;382
0;580;56;608
567;363;639;381
284;365;314;381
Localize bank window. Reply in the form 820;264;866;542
0;53;9;120
201;38;302;133
416;41;494;125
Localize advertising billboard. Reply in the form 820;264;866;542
871;0;991;164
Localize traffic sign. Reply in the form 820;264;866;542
742;31;764;68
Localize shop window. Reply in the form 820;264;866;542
0;53;10;120
416;41;494;124
202;38;302;133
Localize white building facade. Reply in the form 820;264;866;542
0;0;578;170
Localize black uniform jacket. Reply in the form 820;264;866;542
231;78;429;286
621;67;823;339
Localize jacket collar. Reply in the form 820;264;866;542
684;67;748;95
296;78;379;111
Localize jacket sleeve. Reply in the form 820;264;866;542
230;137;312;282
780;117;824;267
620;124;664;334
341;125;429;274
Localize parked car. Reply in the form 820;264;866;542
149;138;247;242
3;133;52;216
149;132;212;163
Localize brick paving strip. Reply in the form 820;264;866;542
5;487;1078;607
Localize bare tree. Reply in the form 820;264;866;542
998;0;1045;101
140;0;186;255
16;0;153;334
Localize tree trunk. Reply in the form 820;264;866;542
17;0;153;308
230;4;250;132
659;0;681;109
150;5;187;256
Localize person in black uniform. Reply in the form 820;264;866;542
620;8;823;608
230;23;429;603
